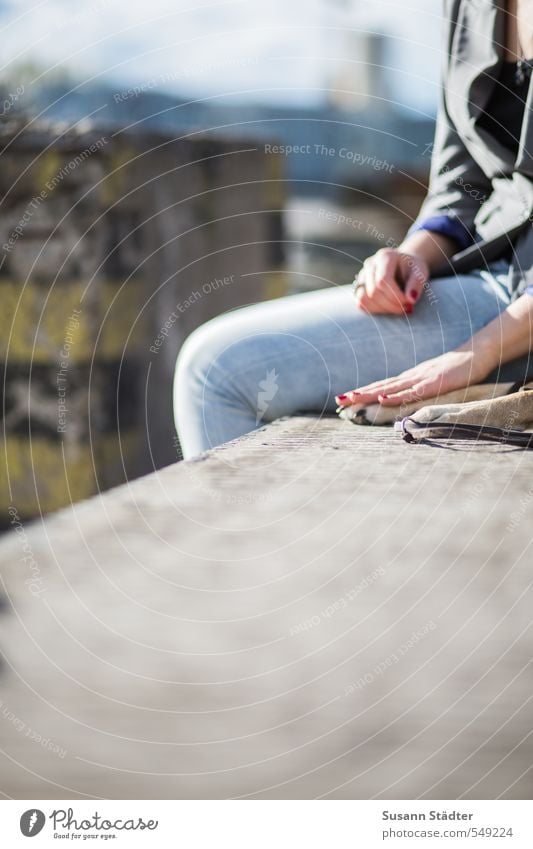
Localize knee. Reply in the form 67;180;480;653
174;312;258;402
174;317;225;398
174;310;300;423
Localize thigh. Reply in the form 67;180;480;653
180;267;509;417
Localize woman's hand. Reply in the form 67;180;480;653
336;348;495;408
354;248;429;315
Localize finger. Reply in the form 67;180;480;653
359;261;376;296
354;277;369;305
374;251;411;307
356;275;407;314
352;269;366;299
345;370;420;396
370;281;412;314
377;381;435;406
354;291;371;313
363;264;405;313
354;288;392;313
360;261;383;300
357;290;406;315
353;282;366;305
335;393;358;406
337;376;419;406
375;289;408;314
402;258;428;304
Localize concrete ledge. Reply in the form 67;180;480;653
1;416;532;798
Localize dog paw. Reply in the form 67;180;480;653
337;403;403;425
408;403;466;424
337;404;371;425
338;402;418;426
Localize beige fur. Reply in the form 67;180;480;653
339;381;533;431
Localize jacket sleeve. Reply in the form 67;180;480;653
408;1;493;243
408;213;475;250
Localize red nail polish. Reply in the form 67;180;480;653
405;304;413;314
409;290;418;301
336;394;348;401
379;394;389;400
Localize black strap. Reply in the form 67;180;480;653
508;379;533;395
400;417;533;449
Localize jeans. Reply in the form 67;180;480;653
174;260;530;459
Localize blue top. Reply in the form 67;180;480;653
409;214;473;251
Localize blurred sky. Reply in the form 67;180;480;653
0;0;442;113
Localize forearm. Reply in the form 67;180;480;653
399;229;460;274
457;294;533;373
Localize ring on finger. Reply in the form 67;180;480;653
352;275;366;297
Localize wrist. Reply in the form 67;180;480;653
395;242;430;279
400;230;458;273
456;334;500;378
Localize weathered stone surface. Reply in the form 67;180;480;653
0;417;532;799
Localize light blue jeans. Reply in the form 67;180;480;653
174;260;529;458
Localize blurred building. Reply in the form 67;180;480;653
327;31;390;112
0;119;285;521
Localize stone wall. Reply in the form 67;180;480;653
1;419;532;798
0;121;285;520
